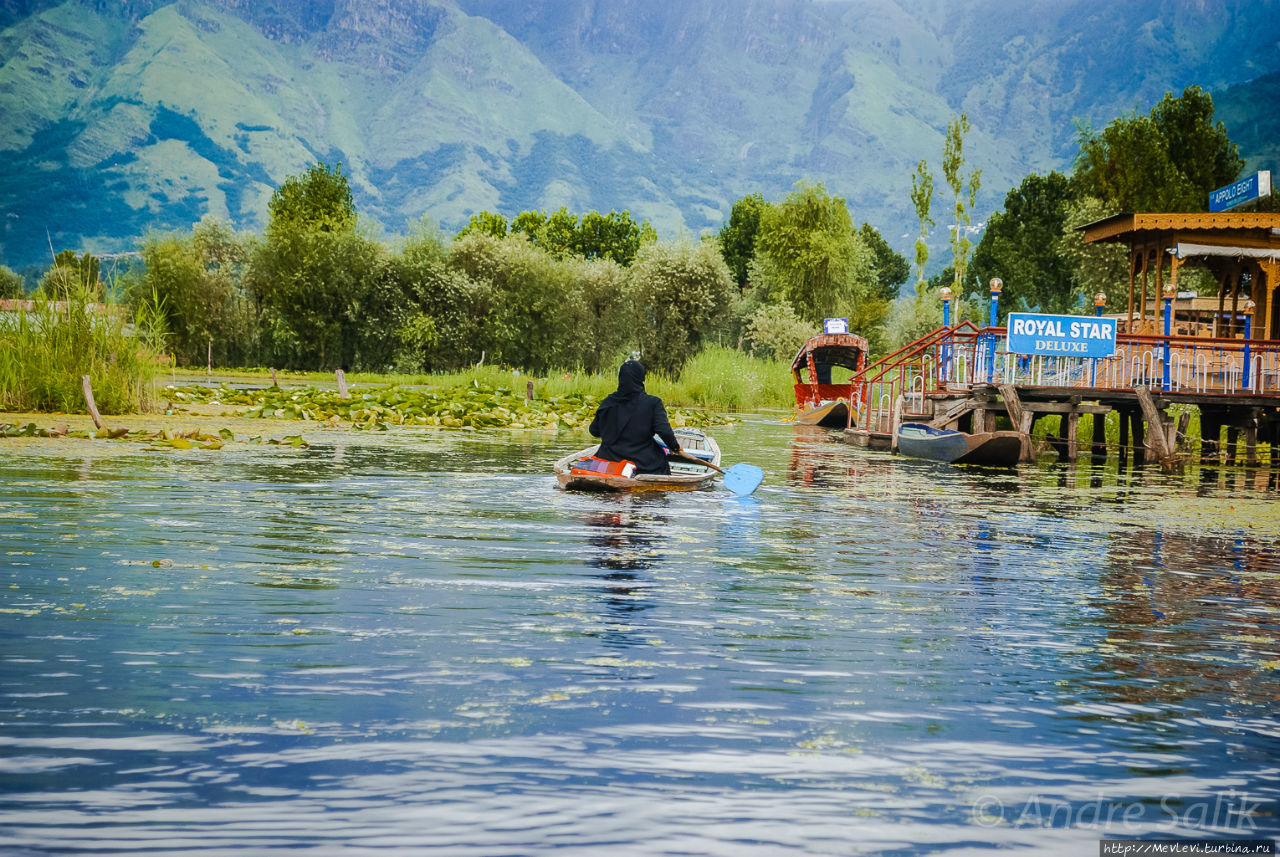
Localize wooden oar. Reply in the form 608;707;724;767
672;448;725;474
671;449;764;496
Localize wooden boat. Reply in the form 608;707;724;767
791;332;869;427
554;427;722;492
895;422;1023;466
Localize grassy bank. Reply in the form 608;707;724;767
0;286;159;414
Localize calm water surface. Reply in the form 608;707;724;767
1;419;1278;855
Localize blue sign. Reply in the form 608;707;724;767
1007;313;1116;358
823;317;848;334
1209;171;1272;212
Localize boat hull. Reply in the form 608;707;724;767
794;400;849;428
553;429;722;493
896;423;1021;466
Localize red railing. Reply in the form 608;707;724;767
850;325;1280;433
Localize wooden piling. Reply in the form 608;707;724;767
270;367;278;388
1091;413;1108;461
526;379;534;400
1065;411;1080;461
998;384;1034;463
1200;414;1220;462
336;369;350;398
1172;410;1189;456
1245;409;1259;465
1118;408;1131;460
1226;426;1239;464
890;395;904;453
81;375;105;430
1135;386;1175;468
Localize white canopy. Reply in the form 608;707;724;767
1171;242;1280;262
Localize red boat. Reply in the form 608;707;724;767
790;332;869;427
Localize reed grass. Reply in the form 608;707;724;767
0;280;159;414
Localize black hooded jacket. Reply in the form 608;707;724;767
589;361;681;475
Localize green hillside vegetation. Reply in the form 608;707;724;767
2;0;1277;273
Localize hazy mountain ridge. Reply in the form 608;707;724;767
1;0;1278;270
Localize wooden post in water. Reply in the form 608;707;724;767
998;384;1034;463
890;395;904;453
1130;411;1146;465
1226;426;1239;465
1091;413;1108;462
1245;409;1260;466
1135;386;1175;469
336;369;350;398
1200;414;1219;463
1118;409;1131;461
526;379;534;400
1174;411;1191;456
81;375;105;430
1065;410;1080;461
207;340;212;376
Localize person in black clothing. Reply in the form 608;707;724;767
589;360;682;475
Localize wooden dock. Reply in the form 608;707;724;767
836;321;1280;469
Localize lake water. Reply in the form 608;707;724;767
2;418;1278;855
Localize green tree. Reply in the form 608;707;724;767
718;193;768;290
248;162;378;369
968;171;1076;320
753;182;875;325
39;250;101;301
510;210;548;241
630;240;734;377
267;162;357;235
571;256;632;373
1073;85;1243;212
448;231;580;373
456;211;509;240
859;223;910;302
395;226;492;371
0;265;24;299
135;233;224;365
942;113;981;300
909;159;935;288
1055;196;1130;313
743;302;814;361
573;209;654;266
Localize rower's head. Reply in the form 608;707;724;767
617;359;646;394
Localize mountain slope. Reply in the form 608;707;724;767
1;0;1278;271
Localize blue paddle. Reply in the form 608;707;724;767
673;450;764;496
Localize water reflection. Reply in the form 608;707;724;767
582;506;663;648
1;424;1278;853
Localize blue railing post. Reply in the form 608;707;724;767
1242;300;1256;390
1162;284;1174;392
987;278;1002;383
940;287;952;383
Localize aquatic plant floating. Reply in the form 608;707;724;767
0;423;305;451
164;383;736;431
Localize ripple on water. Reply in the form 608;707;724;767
0;424;1277;852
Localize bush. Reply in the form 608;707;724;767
630;239;734;377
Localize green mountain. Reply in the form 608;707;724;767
1;0;1277;271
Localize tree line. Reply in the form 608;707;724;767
2;85;1260;375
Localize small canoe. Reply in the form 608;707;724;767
554;428;722;492
896;422;1022;466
